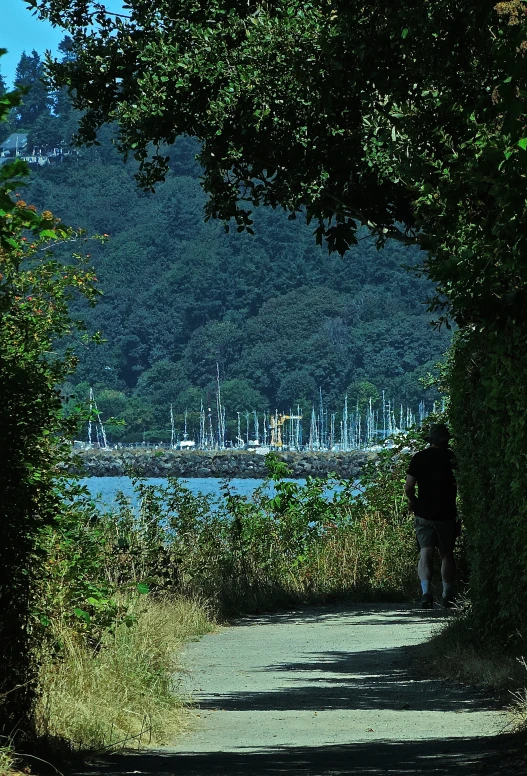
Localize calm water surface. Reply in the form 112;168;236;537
82;476;357;510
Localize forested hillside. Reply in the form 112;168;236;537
4;49;450;440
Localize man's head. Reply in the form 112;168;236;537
428;423;451;447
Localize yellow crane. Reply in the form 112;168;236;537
269;412;302;448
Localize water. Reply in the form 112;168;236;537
81;476;357;511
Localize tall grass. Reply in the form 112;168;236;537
172;456;417;610
175;497;418;612
424;603;527;730
36;597;214;752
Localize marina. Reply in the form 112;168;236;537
83;382;445;453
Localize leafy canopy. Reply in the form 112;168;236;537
31;0;527;329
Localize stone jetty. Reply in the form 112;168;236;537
70;449;370;479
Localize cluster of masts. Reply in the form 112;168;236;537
87;387;108;449
87;380;445;451
180;390;443;452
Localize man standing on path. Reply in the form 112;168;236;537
405;423;458;609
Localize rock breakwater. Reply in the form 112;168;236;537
71;449;370;479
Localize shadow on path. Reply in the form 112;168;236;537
233;603;446;628
197;642;501;712
196;639;499;714
73;734;520;776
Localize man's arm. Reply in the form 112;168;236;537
405;475;418;512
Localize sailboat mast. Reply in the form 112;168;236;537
215;363;225;449
319;388;324;450
296;405;302;449
237;412;242;447
199;399;205;448
208;406;214;449
90;388;107;448
88;387;93;446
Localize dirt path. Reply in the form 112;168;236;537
78;604;513;775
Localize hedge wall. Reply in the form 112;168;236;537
450;325;527;643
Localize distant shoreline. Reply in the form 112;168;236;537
70;449;371;479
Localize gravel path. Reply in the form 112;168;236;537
77;604;513;776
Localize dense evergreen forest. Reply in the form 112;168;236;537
2;49;450;441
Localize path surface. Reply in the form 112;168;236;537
78;604;511;776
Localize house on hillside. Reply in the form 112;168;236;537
0;132;74;168
0;132;28;163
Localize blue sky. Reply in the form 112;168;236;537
1;0;124;87
1;1;65;87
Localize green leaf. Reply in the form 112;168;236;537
137;582;150;595
518;138;527;151
401;28;409;39
73;607;91;623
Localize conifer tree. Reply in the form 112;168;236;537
14;49;51;127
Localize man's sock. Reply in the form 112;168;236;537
442;582;455;599
421;580;431;595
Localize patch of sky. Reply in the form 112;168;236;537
1;0;125;87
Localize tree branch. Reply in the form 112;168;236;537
322;191;421;246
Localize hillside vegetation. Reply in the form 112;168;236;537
27;141;448;439
2;51;450;440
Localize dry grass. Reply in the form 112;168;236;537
424;606;524;690
422;604;527;731
506;658;527;734
36;596;214;753
310;507;417;599
0;743;28;776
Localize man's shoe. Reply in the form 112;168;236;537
441;595;456;609
420;592;434;609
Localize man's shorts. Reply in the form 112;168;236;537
414;516;458;552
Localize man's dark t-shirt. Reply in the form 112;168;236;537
407;447;457;520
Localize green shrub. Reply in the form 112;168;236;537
62;452;422;617
0;74;100;731
450;325;527;645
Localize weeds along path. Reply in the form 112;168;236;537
81;605;510;775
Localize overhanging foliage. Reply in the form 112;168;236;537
31;0;527;329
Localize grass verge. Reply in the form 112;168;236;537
422;602;527;730
36;596;214;753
